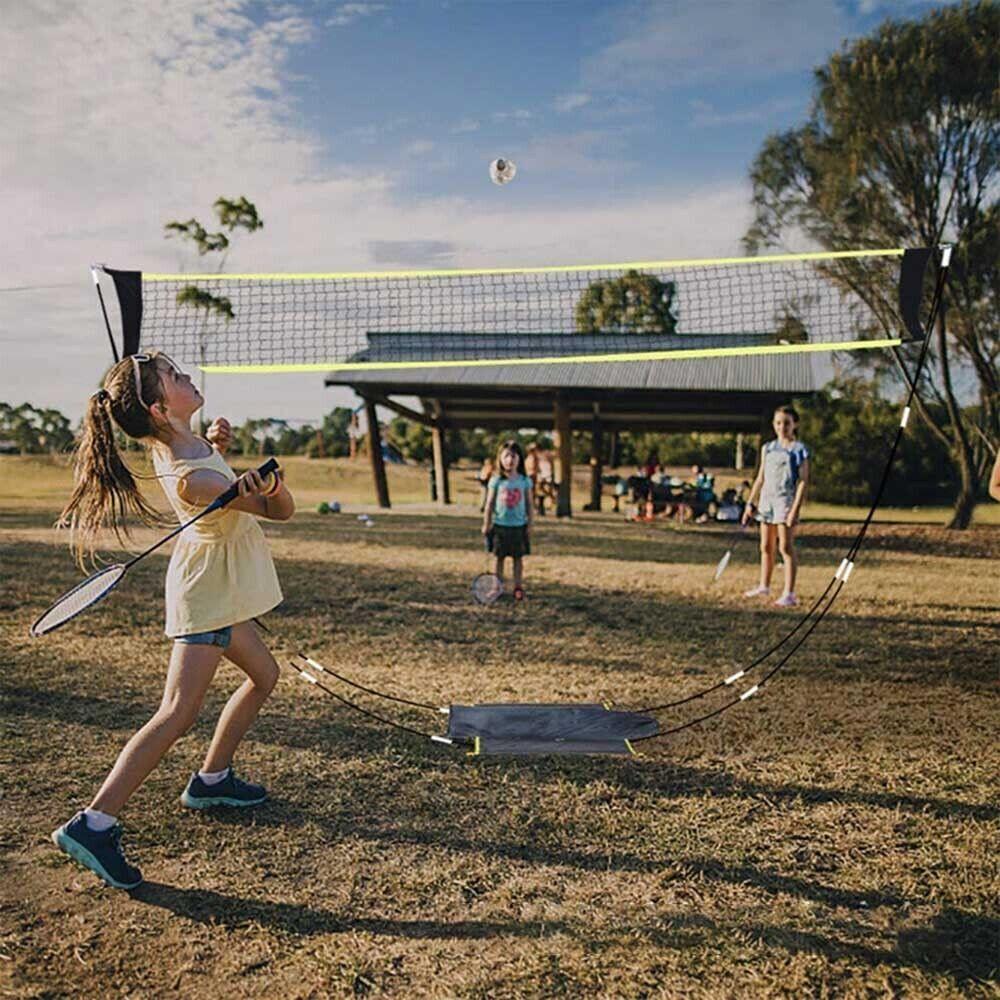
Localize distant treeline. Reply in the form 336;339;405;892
1;376;979;505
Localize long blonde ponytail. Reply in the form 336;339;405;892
58;356;174;567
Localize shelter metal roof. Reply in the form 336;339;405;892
327;333;816;395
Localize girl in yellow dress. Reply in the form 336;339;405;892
51;352;294;889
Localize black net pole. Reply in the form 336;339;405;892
91;265;119;364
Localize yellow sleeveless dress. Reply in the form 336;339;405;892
151;443;283;638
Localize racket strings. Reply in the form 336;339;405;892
472;538;503;605
472;573;503;604
31;564;126;636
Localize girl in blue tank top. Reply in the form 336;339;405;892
742;405;811;607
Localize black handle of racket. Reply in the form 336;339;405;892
208;458;279;511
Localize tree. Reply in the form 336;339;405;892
164;197;264;428
386;416;433;463
0;403;74;454
575;270;678;335
795;376;956;505
744;1;999;528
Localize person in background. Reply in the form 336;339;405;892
742;405;810;608
612;475;628;513
536;447;554;516
990;445;1000;502
690;465;716;523
525;442;540;503
482;439;533;600
477;456;495;512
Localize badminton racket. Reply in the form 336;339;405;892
471;529;503;605
30;458;278;637
712;516;752;583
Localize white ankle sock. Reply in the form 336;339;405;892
198;767;230;786
83;808;117;832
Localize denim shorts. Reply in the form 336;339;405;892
756;496;792;525
174;626;233;648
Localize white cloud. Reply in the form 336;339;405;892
690;96;803;128
508;130;638;179
450;118;481;134
492;109;534;122
326;3;386;28
370;240;458;267
0;1;756;424
856;0;939;14
553;92;591;113
404;139;435;156
584;0;849;89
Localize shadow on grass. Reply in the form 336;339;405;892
625;910;1000;985
130;881;568;940
5;505;998;566
280;511;1000;564
275;550;999;686
5;682;997;826
756;907;1000;985
126;878;999;983
12;532;996;698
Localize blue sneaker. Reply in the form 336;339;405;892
51;812;143;890
180;767;267;809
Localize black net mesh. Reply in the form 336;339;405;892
134;250;908;370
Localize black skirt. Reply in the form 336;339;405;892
493;524;529;558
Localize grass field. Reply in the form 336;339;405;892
1;456;998;998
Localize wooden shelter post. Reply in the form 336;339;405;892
608;428;620;469
553;394;572;517
363;398;391;509
430;403;451;506
585;403;603;511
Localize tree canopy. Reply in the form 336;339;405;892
0;403;74;455
744;0;999;527
575;270;678;335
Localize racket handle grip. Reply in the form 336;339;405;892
210;458;280;510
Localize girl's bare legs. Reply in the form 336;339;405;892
777;524;797;595
494;554;505;585
759;524;777;589
512;556;523;589
90;643;223;816
201;621;280;773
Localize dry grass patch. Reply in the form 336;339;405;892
1;462;998;998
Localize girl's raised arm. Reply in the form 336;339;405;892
179;468;294;521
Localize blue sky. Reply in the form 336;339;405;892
1;0;949;421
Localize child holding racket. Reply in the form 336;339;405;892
482;439;533;601
51;352;294;889
741;405;810;607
